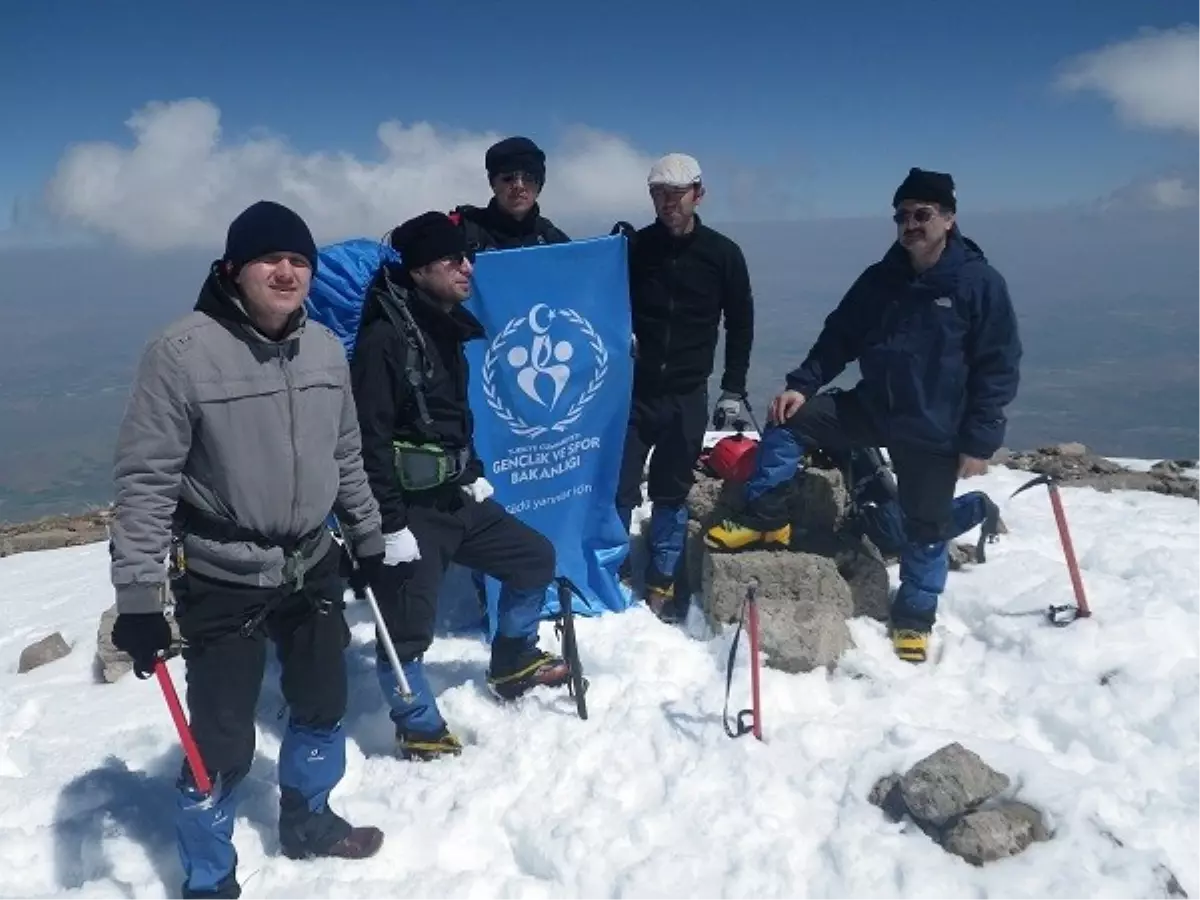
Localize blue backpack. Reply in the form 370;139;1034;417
305;238;399;360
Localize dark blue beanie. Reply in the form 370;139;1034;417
223;200;318;273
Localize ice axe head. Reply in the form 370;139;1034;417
1010;472;1054;499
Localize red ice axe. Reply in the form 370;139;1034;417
1011;474;1092;626
722;576;763;741
153;658;213;795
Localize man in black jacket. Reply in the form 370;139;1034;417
449;136;570;252
350;211;570;760
613;153;755;620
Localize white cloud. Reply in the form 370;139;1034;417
1056;25;1199;134
1143;176;1198;209
46;99;658;250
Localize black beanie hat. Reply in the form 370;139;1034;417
223;200;318;273
892;168;957;212
485;136;546;184
389;211;466;272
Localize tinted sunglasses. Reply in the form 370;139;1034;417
497;171;541;186
439;250;476;267
893;207;939;225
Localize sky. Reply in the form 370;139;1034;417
0;0;1196;250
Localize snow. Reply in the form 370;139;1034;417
2;461;1197;898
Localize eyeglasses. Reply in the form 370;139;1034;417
892;207;939;225
438;250;475;268
498;171;541;187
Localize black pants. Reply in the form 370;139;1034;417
172;542;348;787
374;495;555;661
616;382;710;511
754;389;959;544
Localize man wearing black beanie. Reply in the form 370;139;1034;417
448;135;570;252
107;199;387;896
707;167;1022;665
349;210;571;761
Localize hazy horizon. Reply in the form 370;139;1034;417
1;205;1196;525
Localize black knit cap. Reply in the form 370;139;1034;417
892;167;957;212
486;136;546;184
389;211;466;272
224;200;318;273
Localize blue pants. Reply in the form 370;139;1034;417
616;384;709;583
742;391;963;629
373;496;554;734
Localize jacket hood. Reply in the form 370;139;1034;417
194;262;308;343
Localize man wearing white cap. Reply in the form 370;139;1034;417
612;153;755;621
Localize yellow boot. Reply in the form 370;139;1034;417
890;627;930;664
704;519;791;552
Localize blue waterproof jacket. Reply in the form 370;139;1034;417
786;228;1021;458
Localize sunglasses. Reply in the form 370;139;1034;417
497;171;541;187
892;207;940;225
438;250;476;268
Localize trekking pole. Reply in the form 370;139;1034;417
1011;474;1092;626
331;525;413;699
722;576;763;741
554;575;590;720
153;657;214;797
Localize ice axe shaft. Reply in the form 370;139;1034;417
746;577;763;741
1012;474;1092;623
332;524;413;699
154;658;213;795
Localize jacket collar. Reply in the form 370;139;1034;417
194;262;308;344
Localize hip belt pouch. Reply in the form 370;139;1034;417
393;441;454;491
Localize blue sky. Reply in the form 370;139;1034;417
1;0;1196;246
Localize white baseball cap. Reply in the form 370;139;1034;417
647;153;702;187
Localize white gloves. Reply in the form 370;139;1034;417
383;528;421;565
462;477;495;503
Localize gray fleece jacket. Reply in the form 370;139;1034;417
109;264;384;614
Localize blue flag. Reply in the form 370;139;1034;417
464;234;635;623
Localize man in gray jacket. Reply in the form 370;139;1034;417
108;200;386;899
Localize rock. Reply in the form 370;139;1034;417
998;799;1052;842
899;742;1011;827
941;803;1041;866
701;548;853;673
793;466;850;538
95;599;182;683
6;529;79;554
18;632;71;673
1055;441;1088;457
869;774;907;822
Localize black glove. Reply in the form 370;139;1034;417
111;612;173;679
352;549;385;596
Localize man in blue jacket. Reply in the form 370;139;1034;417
706;168;1021;663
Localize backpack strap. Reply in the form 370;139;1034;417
376;268;436;435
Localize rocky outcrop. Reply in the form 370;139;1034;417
0;508;111;557
996;443;1197;500
869;742;1050;866
683;452;1003;672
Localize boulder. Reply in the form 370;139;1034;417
941;802;1047;866
18;632;71;673
898;742;1011;827
869;744;1050;867
701;548;853;673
